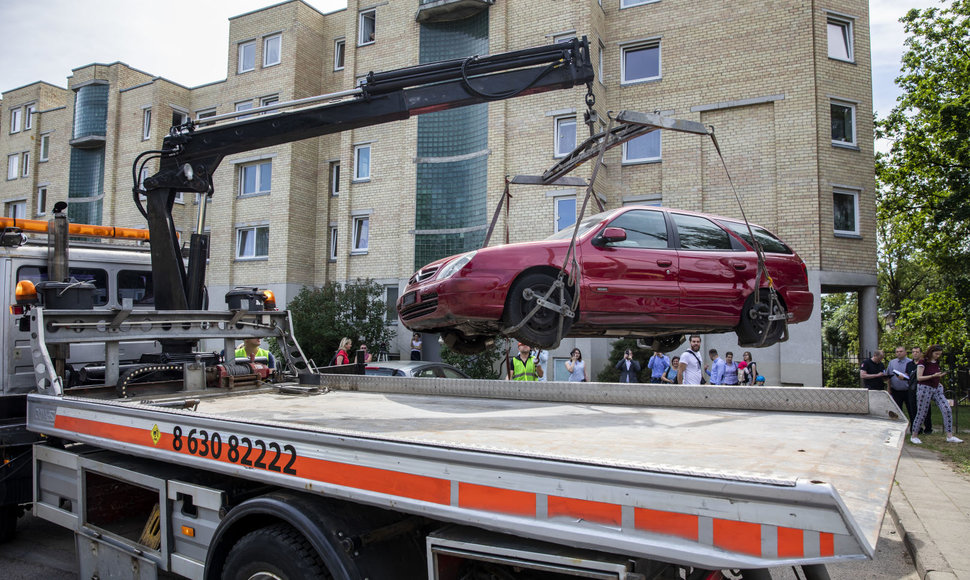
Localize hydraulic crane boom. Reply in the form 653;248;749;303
137;38;594;318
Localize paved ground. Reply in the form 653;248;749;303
890;443;970;580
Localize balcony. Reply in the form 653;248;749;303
416;0;493;23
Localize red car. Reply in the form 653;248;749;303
398;206;813;354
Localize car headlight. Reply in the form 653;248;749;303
435;251;477;281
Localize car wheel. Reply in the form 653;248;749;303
504;271;573;349
737;290;786;347
650;334;685;352
221;523;330;580
441;332;492;355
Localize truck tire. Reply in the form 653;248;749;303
222;523;331;580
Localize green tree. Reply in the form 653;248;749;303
285;279;393;366
440;336;507;379
596;339;652;383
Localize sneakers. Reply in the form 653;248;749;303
946;436;963;443
910;436;922;444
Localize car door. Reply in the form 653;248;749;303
671;212;750;323
579;208;679;326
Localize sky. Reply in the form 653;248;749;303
0;0;943;121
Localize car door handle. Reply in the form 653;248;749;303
730;260;747;271
657;259;673;267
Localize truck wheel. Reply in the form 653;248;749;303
504;272;573;349
0;505;18;543
222;523;331;580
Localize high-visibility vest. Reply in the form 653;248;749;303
236;347;270;361
511;356;538;381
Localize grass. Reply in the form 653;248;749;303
909;404;970;475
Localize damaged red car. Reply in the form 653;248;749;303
397;206;813;354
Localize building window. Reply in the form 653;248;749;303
354;144;371;181
334;38;346;70
21;152;30;178
5;200;26;219
235;100;254;120
139;166;150;192
831;100;856;147
833;188;860;236
352;216;369;252
7;154;19;180
39;134;50;161
172;108;189;128
329;226;338;261
621;0;659;7
554;116;577;158
359;9;376;46
621;40;661;84
236;225;269;259
142;108;152;140
598;40;605;84
385;285;399;323
263;34;282;67
37;186;48;215
24;104;36;130
827;15;854;62
9;107;22;133
259;95;279;114
196;108;217;127
239;161;272;196
622;130;661;163
238;40;256;73
330;161;340;196
554;195;577;232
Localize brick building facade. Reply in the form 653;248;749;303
0;0;877;385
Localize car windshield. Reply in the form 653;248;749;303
546;209;619;240
719;220;793;254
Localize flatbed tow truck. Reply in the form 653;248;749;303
11;39;907;579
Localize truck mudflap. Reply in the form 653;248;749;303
27;381;905;571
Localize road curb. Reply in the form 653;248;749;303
888;487;957;580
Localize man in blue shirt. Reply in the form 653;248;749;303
706;348;725;385
646;349;670;383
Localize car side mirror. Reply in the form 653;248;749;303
593;227;627;247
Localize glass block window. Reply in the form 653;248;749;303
827;15;854;62
831;100;856;146
67;148;105;224
555;116;576;158
334;38;345;70
239;161;272;196
236;225;269;259
238;40;256;73
359;10;376;46
73;83;109;139
39;134;50;161
833;188;859;236
622;40;661;84
263;34;281;67
623;130;661;163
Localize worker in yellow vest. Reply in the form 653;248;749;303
508;342;543;381
235;337;276;369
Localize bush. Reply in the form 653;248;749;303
440;336;507;379
285;280;393;367
823;359;860;389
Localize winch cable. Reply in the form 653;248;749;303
707;127;788;346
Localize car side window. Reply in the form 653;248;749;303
672;213;734;250
441;367;465;378
415;368;437;378
605;210;669;249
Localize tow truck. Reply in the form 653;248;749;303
9;39;907;579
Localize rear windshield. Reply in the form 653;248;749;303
719;221;793;254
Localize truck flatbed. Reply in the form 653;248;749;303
28;378;906;570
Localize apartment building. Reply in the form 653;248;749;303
0;0;876;385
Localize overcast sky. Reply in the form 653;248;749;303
0;0;942;120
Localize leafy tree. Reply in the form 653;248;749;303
596;339;653;382
285;279;393;366
440;336;507;379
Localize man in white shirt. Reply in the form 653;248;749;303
677;335;704;384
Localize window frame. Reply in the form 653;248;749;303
833;187;861;237
330;161;340;196
5;200;27;219
263;34;282;67
39;133;50;161
554;115;577;158
622;130;662;164
196;108;217;127
7;153;19;180
21;151;30;178
235;225;270;260
598;39;605;84
235;100;254;120
620;0;660;8
354;144;371;181
830;99;857;148
329;226;338;261
621;39;661;85
24;104;36;130
9;107;22;134
238;160;273;197
334;38;346;71
554;194;577;233
826;14;854;62
142;107;152;140
358;9;376;46
259;94;280;114
238;40;257;73
384;284;399;324
36;186;48;216
352;216;370;253
171;107;189;128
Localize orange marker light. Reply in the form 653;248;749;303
262;289;277;310
181;525;195;537
15;280;37;304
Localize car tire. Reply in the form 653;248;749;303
650;334;685;352
441;332;492;355
504;271;573;349
737;290;786;347
221;523;330;580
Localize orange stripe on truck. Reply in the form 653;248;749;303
458;482;536;517
819;532;834;557
713;519;762;556
547;496;622;526
777;526;804;558
634;507;699;541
